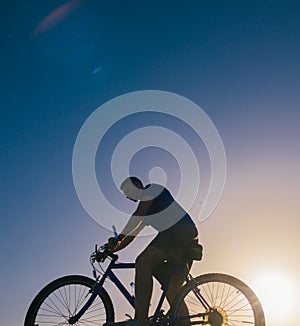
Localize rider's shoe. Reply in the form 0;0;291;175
104;319;141;326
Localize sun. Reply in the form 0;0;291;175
251;271;296;325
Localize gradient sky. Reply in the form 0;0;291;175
1;1;300;325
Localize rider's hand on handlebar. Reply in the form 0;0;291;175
107;237;120;251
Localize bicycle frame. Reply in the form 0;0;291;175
70;258;209;325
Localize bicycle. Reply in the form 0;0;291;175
24;242;265;326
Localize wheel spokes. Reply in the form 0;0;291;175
183;282;256;325
35;283;107;325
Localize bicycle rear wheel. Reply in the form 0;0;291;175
171;273;265;326
24;275;114;326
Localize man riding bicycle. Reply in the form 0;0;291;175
107;177;199;326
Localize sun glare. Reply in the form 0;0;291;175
251;271;296;324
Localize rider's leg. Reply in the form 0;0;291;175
166;264;191;326
166;271;190;326
165;270;185;304
134;246;167;326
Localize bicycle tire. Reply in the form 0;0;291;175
24;275;114;326
171;273;265;326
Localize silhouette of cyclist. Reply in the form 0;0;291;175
107;176;199;326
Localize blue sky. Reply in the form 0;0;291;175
1;1;300;325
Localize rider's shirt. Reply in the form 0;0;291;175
135;184;194;233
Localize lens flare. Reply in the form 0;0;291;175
34;0;83;36
251;271;296;325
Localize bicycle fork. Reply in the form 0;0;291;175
68;276;106;325
68;260;115;325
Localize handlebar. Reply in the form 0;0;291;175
91;227;119;271
91;244;118;263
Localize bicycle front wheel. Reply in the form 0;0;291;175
24;275;114;326
171;273;265;326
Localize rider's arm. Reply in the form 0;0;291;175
114;221;144;251
112;200;152;252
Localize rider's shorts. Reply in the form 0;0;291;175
150;219;198;289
